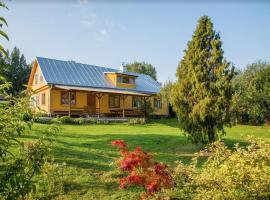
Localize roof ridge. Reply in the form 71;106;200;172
36;56;118;72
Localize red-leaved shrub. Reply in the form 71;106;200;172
111;140;172;198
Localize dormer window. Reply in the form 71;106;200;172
117;75;135;84
104;71;137;89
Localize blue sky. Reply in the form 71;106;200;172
2;0;270;82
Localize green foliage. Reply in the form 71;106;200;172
0;140;49;200
141;98;153;118
50;117;62;124
0;47;32;96
73;117;85;125
171;16;234;143
29;161;67;199
0;2;8;57
125;61;157;80
0;76;62;199
59;116;72;124
160;80;176;117
85;117;98;124
232;61;270;125
128;118;146;125
165;137;270;199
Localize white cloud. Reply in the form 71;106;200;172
80;11;97;28
100;29;108;36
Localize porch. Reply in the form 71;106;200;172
50;85;151;118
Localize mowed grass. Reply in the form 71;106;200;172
20;118;270;200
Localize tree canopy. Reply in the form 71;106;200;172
0;47;31;96
0;1;9;57
125;61;157;80
232;61;270;124
171;16;234;143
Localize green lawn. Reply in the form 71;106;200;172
20;118;270;200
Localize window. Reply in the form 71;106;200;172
40;75;44;83
36;95;40;106
129;77;135;84
122;76;129;84
117;75;135;84
34;74;38;85
109;95;120;108
41;93;46;105
132;96;142;108
61;91;76;105
154;99;162;109
117;76;122;83
30;97;35;107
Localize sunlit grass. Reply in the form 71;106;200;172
20;118;270;199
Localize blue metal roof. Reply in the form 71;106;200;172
36;57;161;94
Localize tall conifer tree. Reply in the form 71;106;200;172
171;16;234;143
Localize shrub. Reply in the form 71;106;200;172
85;117;97;124
51;117;62;124
34;117;52;124
59;116;72;124
111;140;173;199
97;119;109;124
30;161;67;199
166;137;270;199
73;117;85;125
128;118;146;125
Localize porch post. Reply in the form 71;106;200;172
122;95;128;118
96;93;103;118
68;90;71;117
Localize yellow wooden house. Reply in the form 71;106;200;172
28;57;168;118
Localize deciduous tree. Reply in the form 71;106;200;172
126;61;157;80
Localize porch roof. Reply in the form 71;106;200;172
54;85;150;96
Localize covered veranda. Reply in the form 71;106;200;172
51;85;151;118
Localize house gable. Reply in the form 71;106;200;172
28;59;47;92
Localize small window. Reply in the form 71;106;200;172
132;96;141;108
30;97;35;107
109;95;120;108
129;77;135;84
122;76;129;84
61;91;76;105
41;93;46;105
40;75;44;83
117;76;122;83
36;95;40;106
34;74;38;85
154;99;162;109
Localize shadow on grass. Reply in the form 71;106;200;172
20;125;251;172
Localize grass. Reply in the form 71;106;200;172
20;118;270;199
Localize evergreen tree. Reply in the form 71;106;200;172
171;16;234;143
0;47;31;96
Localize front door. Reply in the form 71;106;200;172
87;94;96;115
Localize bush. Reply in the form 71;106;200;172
73;117;85;125
30;161;67;199
128;118;146;125
111;140;173;199
85;117;97;124
165;137;270;199
97;119;109;124
51;118;62;124
59;116;72;124
34;117;52;124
